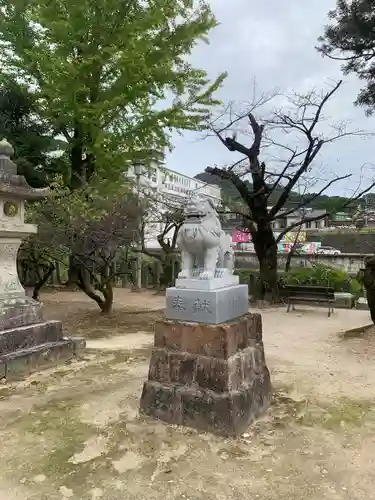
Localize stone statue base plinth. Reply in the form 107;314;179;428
0;297;85;380
140;313;271;436
356;297;369;310
166;284;248;324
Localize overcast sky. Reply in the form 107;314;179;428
165;0;375;197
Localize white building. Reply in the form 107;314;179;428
270;207;328;231
128;160;221;249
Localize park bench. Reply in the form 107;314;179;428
283;284;335;317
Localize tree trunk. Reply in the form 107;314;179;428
65;255;79;289
76;268;114;314
160;255;175;289
284;227;302;272
252;226;279;303
357;260;375;324
32;264;55;301
284;251;293;273
100;283;114;315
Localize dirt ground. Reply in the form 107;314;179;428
0;288;375;500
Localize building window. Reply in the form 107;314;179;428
305;221;312;229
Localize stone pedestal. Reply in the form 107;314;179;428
140;313;271;436
0;139;85;380
166;274;248;324
166;284;248;324
356;297;369;310
334;292;354;309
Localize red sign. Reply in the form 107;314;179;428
232;230;251;243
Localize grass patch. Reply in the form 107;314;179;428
322;399;374;429
7;397;120;495
272;388;375;430
294;398;374;429
1;398;95;492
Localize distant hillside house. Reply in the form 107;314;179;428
271;207;328;231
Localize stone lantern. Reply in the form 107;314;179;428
0;139;84;379
0;138;49;299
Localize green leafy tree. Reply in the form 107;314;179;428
0;80;67;187
318;0;375;113
0;0;225;189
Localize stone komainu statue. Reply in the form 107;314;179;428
177;197;233;280
357;255;375;323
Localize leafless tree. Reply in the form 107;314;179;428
206;80;375;302
139;190;184;289
22;194;141;314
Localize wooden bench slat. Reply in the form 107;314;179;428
282;284;335;317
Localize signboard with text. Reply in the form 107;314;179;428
232;229;251;243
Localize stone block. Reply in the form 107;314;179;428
165;284;248;324
251;369;272;416
148;348;170;383
67;336;86;355
140;313;271;436
0;296;43;332
228;353;243;391
0;337;85;380
147;345;264;394
175;275;239;291
334;292;354;309
195;356;229;392
154;321;183;351
253;342;266;374
180;386;234;434
0;320;63;355
169;351;196;385
356;297;369;310
253;314;262;339
140;376;272;436
154;313;261;359
148;348;198;385
140;380;183;425
240;347;255;381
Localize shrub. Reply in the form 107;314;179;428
349;278;363;299
234;269;260;285
280;263;362;297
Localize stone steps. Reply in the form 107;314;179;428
0;337;85;380
0;320;63;355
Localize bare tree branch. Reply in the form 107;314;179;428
274;174;352;220
205;79;375;302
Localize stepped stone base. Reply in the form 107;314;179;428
0;337;85;380
0;298;85;380
140;313;271;436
